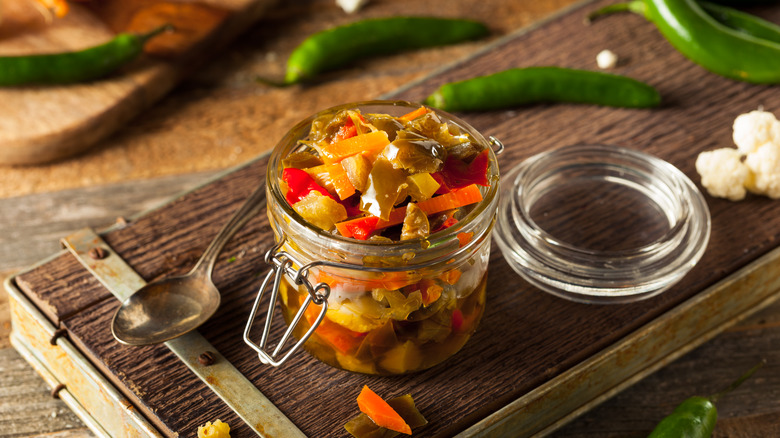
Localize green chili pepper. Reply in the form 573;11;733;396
279;17;489;85
422;67;661;112
587;0;780;84
0;24;172;86
648;360;765;438
699;1;780;44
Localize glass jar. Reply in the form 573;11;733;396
261;101;500;375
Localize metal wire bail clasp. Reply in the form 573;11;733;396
243;235;330;366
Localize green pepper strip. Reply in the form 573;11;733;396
0;24;172;86
278;16;489;85
423;67;661;112
587;0;780;84
699;1;780;44
647;360;765;438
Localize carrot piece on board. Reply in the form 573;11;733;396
37;0;69;17
357;385;412;435
398;107;429;122
320;131;390;164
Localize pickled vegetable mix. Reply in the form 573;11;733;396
281;106;490;241
275;104;494;375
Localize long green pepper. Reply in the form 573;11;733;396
282;17;489;85
588;0;780;84
423;67;661;112
699;1;780;44
0;24;171;86
647;360;765;438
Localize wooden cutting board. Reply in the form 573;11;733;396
0;0;275;165
9;0;780;437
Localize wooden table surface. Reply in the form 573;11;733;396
1;0;780;437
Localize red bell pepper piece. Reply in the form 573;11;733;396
434;216;458;233
340;193;363;217
430;172;451;195
451;309;464;332
346;216;379;240
282;167;333;205
439;149;490;190
336;215;379;239
334;118;357;142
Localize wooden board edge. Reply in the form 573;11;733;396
0;0;277;166
5;274;164;438
458;245;780;437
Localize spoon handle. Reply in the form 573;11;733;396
192;181;267;277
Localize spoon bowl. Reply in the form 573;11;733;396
111;274;221;345
111;182;266;346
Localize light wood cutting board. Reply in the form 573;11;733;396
0;0;275;165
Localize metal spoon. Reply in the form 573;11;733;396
111;182;267;346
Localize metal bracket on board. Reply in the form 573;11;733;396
61;227;305;438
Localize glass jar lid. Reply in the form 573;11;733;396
493;144;711;304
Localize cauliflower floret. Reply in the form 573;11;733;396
695;148;751;201
745;142;780;198
596;49;618;69
732;110;780;155
198;419;230;438
336;0;368;13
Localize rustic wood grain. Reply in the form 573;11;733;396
552;300;780;437
0;0;578;199
0;348;86;437
0;171;216;273
9;1;780;437
0;0;276;165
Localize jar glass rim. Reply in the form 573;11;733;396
493;143;711;303
266;100;500;264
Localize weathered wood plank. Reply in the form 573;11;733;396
0;171;217;273
552;299;780;437
0;348;86;437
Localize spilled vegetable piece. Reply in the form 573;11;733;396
346;393;428;438
648;360;765;438
587;0;780;84
268;17;489;85
0;24;172;86
423;67;660;112
197;419;231;438
356;386;413;435
282;105;489;241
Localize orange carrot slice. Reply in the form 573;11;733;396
37;0;69;17
357;386;412;435
398;107;429;122
305;163;357;200
336;184;484;238
321;131;390;164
